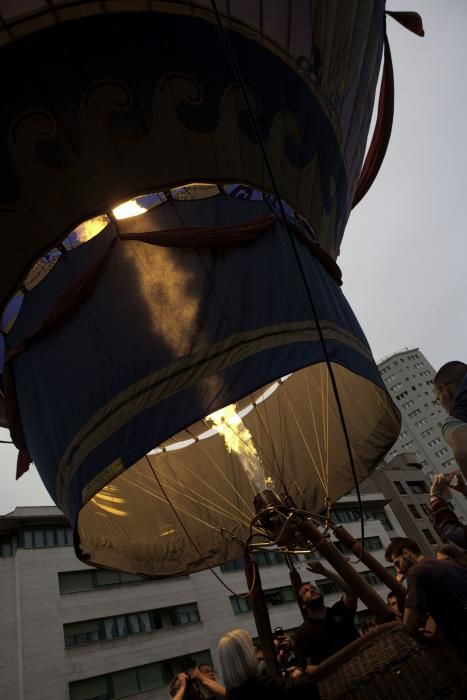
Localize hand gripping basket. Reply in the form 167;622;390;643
310;622;467;699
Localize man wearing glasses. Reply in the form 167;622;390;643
433;361;467;479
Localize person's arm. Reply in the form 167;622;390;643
403;571;428;634
189;669;226;698
304;663;319;674
403;604;425;631
430;474;467;548
450;472;467;498
450;426;467;480
307;561;357;609
172;674;188;700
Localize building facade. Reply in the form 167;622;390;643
377;347;467;521
1;499;401;700
362;453;442;556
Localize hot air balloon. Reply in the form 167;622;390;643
4;4;467;697
4;3;467;697
0;0;412;582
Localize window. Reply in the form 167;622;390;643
20;527;73;548
415;418;428;427
231;585;295;614
361;570;380;586
435;448;449;458
170;604;200;626
333;509;393;531
408;409;422;419
373;510;393;530
423;529;437;545
59;569;145;593
220;557;245;572
401;441;415;450
255;551;286;567
0;536;12;557
402;399;415;409
420;503;431;517
442;459;455;469
230;596;252;614
420;429;433;438
414;362;424;368
64;603;195;647
394;481;406;495
317;579;340;595
406;481;428;494
220;551;285;573
420;370;431;377
335;536;382;555
407;504;421;519
69;650;213;700
428;438;441;447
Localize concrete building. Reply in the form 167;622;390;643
0;498;401;700
378;347;467;521
362;453;442;556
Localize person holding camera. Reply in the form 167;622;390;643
218;628;320;699
170;665;225;699
429;472;467;549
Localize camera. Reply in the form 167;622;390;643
273;626;289;651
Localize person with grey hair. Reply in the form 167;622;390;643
217;629;320;699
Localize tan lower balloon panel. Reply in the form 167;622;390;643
77;363;400;577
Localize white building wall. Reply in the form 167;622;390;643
0;556;20;700
0;502;402;700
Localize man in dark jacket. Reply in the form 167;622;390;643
294;561;359;671
385;537;467;665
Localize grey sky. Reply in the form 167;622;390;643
1;1;466;512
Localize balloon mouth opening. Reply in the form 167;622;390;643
75;364;400;578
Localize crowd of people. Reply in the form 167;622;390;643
169;361;467;698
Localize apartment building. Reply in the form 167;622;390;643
0;497;401;700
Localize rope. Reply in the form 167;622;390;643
144;455;257;599
209;0;366;550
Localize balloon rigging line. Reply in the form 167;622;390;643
303;373;329;494
130;466;253;529
257;383;283;485
281;386;328;495
144;456;258;599
183;434;257;515
119;473;230;532
250;401;302;494
202;418;261;500
138;460;254;526
207;396;286;479
210;0;366;549
278;380;289;488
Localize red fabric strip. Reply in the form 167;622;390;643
119;213;277;247
352;34;394;208
386;11;424;37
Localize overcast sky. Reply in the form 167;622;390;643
1;1;466;513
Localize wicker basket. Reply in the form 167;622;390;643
311;622;467;699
